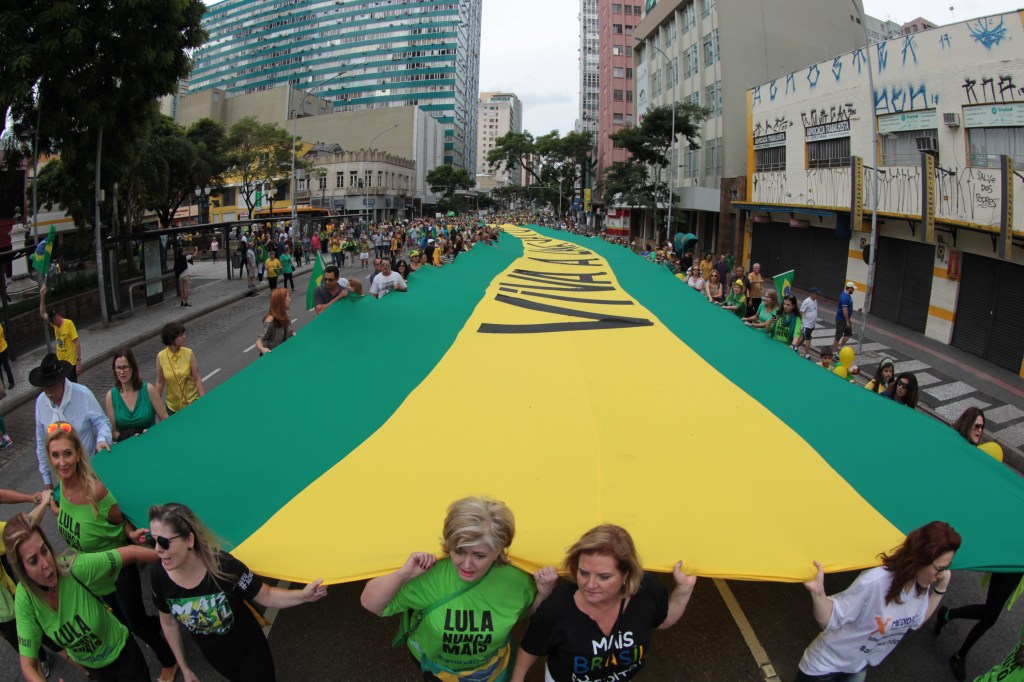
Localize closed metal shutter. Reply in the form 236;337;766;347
871;237;934;333
750;223;848;296
809;228;850;297
952;253;1024;372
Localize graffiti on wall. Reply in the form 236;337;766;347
962;74;1024;103
752;117;793;136
752;172;789;204
873;83;938;114
800;104;856;128
875;167;922;215
935;165;1001;225
968;16;1008;49
902;35;918;65
806;167;851;208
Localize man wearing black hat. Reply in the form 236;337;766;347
30;353;111;489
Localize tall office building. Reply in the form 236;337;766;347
578;0;600;142
476;92;523;190
596;1;641;193
189;0;482;170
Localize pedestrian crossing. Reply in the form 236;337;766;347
810;322;1024;450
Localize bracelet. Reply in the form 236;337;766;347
933;587;947;595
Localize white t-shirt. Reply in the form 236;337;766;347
369;271;406;299
800;297;819;329
799;566;929;675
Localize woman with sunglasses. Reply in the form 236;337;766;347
149;502;327;682
703;270;724;304
4;511;161;682
797;521;960;681
40;424;179;681
886;372;919;409
103;347;167;443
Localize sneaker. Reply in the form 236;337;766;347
0;436;11;449
832;352;841;362
39;654;50;678
949;653;966;682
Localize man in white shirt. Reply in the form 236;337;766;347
368;259;407;299
799;287;820;358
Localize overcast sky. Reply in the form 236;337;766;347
479;0;1024;136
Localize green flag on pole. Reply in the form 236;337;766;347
773;270;794;297
306;252;325;311
32;226;57;278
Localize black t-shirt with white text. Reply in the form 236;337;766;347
150;551;264;662
521;573;668;682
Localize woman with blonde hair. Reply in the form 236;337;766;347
743;289;780;329
4;512;160;681
149;502;327;682
255;288;296;356
510;524;696;682
362;496;556;681
40;424;179;680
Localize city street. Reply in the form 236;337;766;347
0;258;1021;681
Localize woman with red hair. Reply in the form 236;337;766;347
255;288;296;356
796;521;961;681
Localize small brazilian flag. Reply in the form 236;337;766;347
306;252;325;311
32;226;57;277
773;269;794;297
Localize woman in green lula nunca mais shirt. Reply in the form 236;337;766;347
3;512;160;681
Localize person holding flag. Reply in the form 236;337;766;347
38;285;81;382
31;226;56;279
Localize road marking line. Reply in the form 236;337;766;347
262;580;290;636
201;368;221;382
291;318;298;323
714;579;780;681
243;344;256;353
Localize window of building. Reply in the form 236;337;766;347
364;170;372;187
682;146;698;178
704;80;721;115
968;127;1024;167
613;67;624;78
651;69;661;97
613;113;624;124
612;3;622;12
664;18;675;46
755;146;786;172
808;137;851;169
634;5;642;15
881;129;938;166
626;90;633;102
613;89;624;101
612;45;623;56
336;172;345;188
298;179;307;191
702;0;716;17
705;138;720;174
625;25;633;35
625;45;633;57
626;114;634;124
613;24;623;34
349;171;358;187
683;45;697;78
682;1;696;32
703;32;714;66
626;67;633;78
671;57;679;87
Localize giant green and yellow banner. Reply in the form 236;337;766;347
97;226;1024;584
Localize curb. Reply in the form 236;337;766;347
0;266;317;418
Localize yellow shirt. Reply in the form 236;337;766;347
0;324;8;354
158;346;199;412
53;319;79;365
265;258;282;278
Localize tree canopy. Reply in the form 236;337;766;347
486;130;594;213
426;164;474;209
223;117;300;214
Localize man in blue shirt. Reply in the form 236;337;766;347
833;281;856;360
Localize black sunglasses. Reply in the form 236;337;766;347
150;534;182;550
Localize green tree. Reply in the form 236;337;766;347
487;130;594;214
604;102;708;234
426;164;474;209
224;117;300;214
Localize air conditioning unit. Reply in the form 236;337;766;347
943;112;961;127
916;136;938;154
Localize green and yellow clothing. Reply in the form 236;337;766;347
0;324;8;354
52;318;79;365
16;550;128;667
158;346;199;412
54;484;124;552
265;258;282;278
723;291;747;318
329;238;342;254
0;521;17;624
768;312;802;345
110;383;157;433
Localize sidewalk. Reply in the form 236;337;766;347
800;288;1024;472
0;254;326;416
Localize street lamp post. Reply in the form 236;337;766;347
291;71;346;227
643;40;677;247
851;0;880;355
364;124;399;224
194;185;211;224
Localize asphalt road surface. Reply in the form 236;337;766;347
0;262;1020;681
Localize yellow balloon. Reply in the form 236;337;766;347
833;365;849;379
978;441;1004;463
839;346;856;368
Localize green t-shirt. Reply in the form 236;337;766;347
724;292;747;318
55;484;125;553
280;253;294;273
382;559;535;672
768;312;802;345
975;626;1024;681
16;549;127;668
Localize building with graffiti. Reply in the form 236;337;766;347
738;12;1024;376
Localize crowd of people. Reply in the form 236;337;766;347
0;214;1018;682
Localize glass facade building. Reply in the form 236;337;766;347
191;0;482;169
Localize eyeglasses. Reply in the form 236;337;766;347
114;365;132;372
972;422;985;430
150;534;182;550
47;422;73;435
897;382;910;389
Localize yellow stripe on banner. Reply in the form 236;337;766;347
234;227;902;584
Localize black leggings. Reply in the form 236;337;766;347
949;571;1024;657
103;563;176;668
205;633;276;682
89;635;149;682
283;272;294;290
